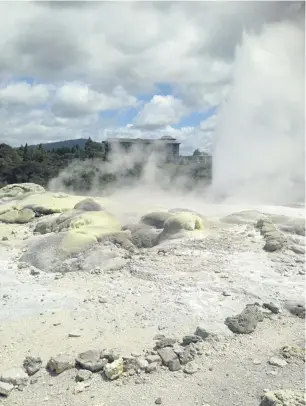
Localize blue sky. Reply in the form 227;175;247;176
99;82;218;129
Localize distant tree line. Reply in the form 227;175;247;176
0;138;212;192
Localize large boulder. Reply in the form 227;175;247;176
60;230;99;255
21;231;129;273
157;211;206;244
140;211;173;229
74;198;104;212
20;233;66;271
35;210;121;237
22;211;124;270
256;218;286;252
225;304;264;334
15;192;91;216
131;227;160;248
76;350;106;372
162;212;204;234
0;207;35;224
0;183;45;200
99;230;134;249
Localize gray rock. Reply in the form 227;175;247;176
168;359;181;371
16;208;36;224
268;357;287;368
131;227;160;248
263;303;280;314
157;347;178;366
75;370;92;382
256;219;286;252
140;211;172;229
145;363;158;374
290;244;305;255
146;355;161;364
155;397;162;405
74;198;103;212
101;349;120;363
0;381;14;396
23;356;42;376
264;239;283;252
183;361;199;374
259;389;305;406
172;343;185;357
0;183;45;199
225;304;264;334
68;332;81;338
179;345;195;365
122;356;137;373
47;354;75;375
136;358;149;370
76;350;107;372
155;338;177;349
30;268;40;276
182;335;202;345
0;367;29;386
284;301;305;319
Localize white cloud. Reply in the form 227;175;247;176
0;1;303;164
200;114;218;132
0;2;297;103
52;83;137;118
133;95;188;129
0;82;49;107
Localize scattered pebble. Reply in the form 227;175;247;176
183;361;199;374
23;356;42;376
68;332;81;338
268;357;287;368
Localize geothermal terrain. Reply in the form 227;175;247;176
0;183;305;406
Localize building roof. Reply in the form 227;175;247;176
106;137;180;145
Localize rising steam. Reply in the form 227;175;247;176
212;4;305;205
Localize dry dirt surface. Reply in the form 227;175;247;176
0;187;305;406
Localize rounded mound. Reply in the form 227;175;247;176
74;198;104;212
163;212;204;234
140;211;173;229
0;183;45;200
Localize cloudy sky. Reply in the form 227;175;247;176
0;1;303;154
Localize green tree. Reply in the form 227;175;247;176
85;137;94;159
22;143;30;162
34;143;46;163
193;148;202;156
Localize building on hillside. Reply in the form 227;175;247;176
104;136;180;162
179;154;212;164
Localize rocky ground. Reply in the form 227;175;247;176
0;183;305;406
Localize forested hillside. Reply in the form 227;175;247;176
0;138;212;193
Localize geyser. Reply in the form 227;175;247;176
212;7;305;205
